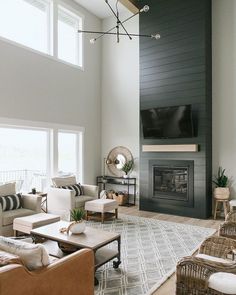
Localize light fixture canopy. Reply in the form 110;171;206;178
78;0;160;44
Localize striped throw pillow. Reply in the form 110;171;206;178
60;183;83;196
0;193;22;211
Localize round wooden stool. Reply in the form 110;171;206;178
214;199;230;220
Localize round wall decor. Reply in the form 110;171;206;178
106;146;133;177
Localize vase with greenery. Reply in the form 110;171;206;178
212;167;230;200
67;208;86;234
121;160;134;178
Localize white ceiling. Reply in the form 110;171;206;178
74;0;129;19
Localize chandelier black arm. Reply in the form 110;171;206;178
105;0;132;40
78;11;140;42
77;30;155;38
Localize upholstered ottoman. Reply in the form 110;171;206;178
85;199;118;223
13;213;60;236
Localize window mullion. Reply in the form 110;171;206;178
53;0;58;58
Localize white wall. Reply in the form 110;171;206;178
101;12;139;193
212;0;236;197
0;0;102;184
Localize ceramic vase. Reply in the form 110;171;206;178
68;221;86;234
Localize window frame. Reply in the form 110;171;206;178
57;2;83;68
0;117;85;189
57;129;83;181
0;0;84;70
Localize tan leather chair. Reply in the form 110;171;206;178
0;248;94;295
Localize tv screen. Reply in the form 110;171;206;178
141;105;194;139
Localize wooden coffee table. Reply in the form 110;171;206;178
31;221;121;284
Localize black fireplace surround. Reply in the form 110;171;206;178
149;160;194;207
139;0;212;218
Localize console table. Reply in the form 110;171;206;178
96;176;136;206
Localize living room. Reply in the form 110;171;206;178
0;0;236;294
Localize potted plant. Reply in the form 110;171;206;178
121;160;134;178
212;167;230;200
67;208;86;234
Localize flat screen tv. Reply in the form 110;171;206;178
141;105;194;139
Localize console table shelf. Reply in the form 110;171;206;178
96;176;136;206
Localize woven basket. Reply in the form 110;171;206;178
107;190;115;199
113;192;128;205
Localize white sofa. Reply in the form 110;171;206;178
47;177;98;220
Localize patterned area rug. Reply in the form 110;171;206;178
87;214;215;295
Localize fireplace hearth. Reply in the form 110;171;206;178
149;160;194;207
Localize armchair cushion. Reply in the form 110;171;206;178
0;250;23;267
2;209;35;226
0;193;22;211
52;176;76;187
0;236;50;270
0;182;16;197
196;253;232;264
208;272;236;294
75;196;95;208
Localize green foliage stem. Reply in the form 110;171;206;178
70;208;86;222
212;167;228;187
121;160;134;175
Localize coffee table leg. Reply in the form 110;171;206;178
113;236;121;269
115;208;118;219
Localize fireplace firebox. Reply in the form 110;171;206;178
149;160;194;207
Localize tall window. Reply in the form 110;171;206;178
0;127;48;192
58;132;78;176
0;0;83;68
0;0;51;54
58;6;82;67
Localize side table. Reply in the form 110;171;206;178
29;192;48;213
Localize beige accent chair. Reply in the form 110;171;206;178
0;183;42;236
47;176;98;220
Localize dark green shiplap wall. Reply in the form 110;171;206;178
138;0;212;218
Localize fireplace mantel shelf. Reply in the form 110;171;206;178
142;144;198;153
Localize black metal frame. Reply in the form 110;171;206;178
77;0;160;43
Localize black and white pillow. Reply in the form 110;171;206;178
0;193;22;211
60;183;83;196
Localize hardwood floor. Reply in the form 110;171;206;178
118;205;222;295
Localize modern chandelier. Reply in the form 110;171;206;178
77;0;160;44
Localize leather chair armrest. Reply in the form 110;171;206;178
21;194;42;213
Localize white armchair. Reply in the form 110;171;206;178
47;184;98;220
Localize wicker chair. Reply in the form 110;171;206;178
226;211;236;222
219;212;236;240
176;236;236;295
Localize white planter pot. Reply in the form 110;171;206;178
69;221;86;234
214;187;230;200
